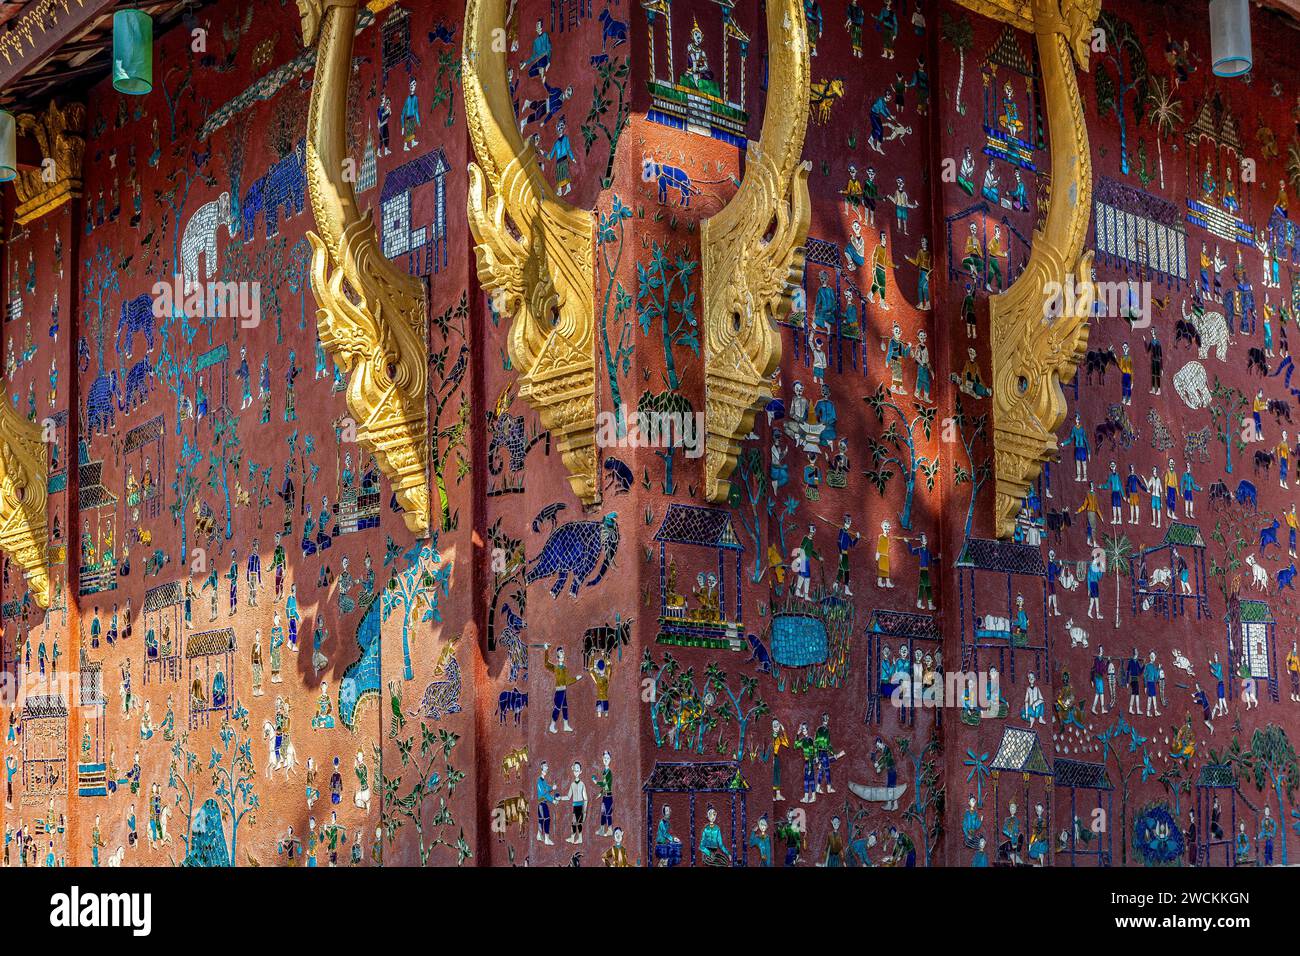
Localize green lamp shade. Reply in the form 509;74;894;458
0;111;15;183
113;10;153;95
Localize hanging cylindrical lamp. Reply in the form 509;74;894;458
112;9;154;95
1209;0;1252;77
0;110;15;183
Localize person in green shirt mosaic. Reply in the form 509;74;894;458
591;750;614;836
794;723;818;803
814;713;845;795
776;808;804;866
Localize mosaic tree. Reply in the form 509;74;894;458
80;245;120;407
597;196;635;435
705;661;769;761
899;727;944;866
428;293;470;533
964;747;991;807
429;48;463;127
162;60;196;139
636;241;699;392
153;142;219;455
1208;505;1254;603
269;94;304;163
1094;11;1150;177
863;384;939;531
766;492;802;591
1209;378;1249;476
208;705;259;865
730;445;772;583
665;664;722;755
282;429;322;530
726;444;801;589
640;653;767;757
219;112;252;232
638;388;695;495
260;238;288;343
948;395;991;541
382;724;471;866
484;516;525;655
170;701;258;866
216;239;254;344
1224;725;1299;865
1094;715;1154;865
156;145;219;341
1100;532;1133;628
1145;75;1183;192
286;237;312;339
210;411;241;542
641;650;684;750
168;730;203;861
171;434;205;564
381;538;453;682
940;12;973;117
582;53;632;188
1157;754;1192;821
218;235;287;345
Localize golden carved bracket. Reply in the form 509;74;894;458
13;100;86;226
701;0;812;503
463;0;599;505
0;401;50;608
298;0;430;537
956;0;1100;538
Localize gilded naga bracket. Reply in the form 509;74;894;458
956;0;1100;538
701;0;812;503
298;0;430;537
0;401;50;608
463;0;599;505
13;100;85;226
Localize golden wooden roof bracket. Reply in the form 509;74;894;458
957;0;1101;538
13;99;85;226
0;400;50;608
463;0;599;505
701;0;812;503
298;0;431;537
